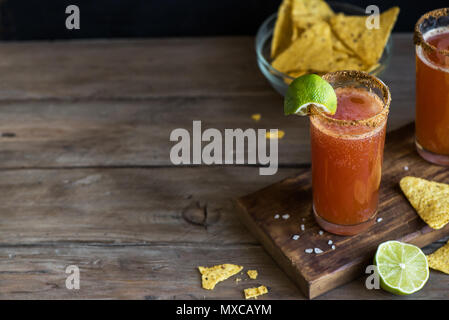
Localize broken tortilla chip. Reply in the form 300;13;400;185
198;264;243;290
247;270;258;279
272;21;333;73
400;176;449;230
244;285;268;299
251;113;261;121
266;130;285;139
427;240;449;274
271;0;293;58
329;7;399;66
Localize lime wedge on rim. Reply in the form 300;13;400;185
284;74;337;116
374;240;429;295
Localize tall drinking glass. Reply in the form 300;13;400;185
415;8;449;165
310;71;391;236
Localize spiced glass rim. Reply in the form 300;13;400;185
310;70;391;128
414;8;449;57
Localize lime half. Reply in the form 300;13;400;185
284;74;337;116
374;241;429;295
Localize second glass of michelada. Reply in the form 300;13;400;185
415;8;449;165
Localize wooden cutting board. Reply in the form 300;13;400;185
236;123;449;299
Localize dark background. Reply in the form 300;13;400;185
1;0;448;40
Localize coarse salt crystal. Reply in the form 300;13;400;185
292;234;300;240
305;248;313;254
331;245;336;250
328;240;333;245
404;166;409;171
274;214;280;219
314;248;323;254
282;214;290;220
377;217;383;223
318;230;324;235
300;224;305;231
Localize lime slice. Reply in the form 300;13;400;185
284;74;337;116
374;241;429;295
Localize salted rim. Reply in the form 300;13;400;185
414;8;449;57
310;70;391;129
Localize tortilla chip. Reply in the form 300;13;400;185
284;70;307;84
272;21;333;73
198;264;243;290
365;62;380;72
399;176;449;230
427;240;449;274
271;0;293;58
247;270;258;279
290;0;334;41
331;31;354;55
291;0;334;28
328;55;367;72
329;7;399;66
244;285;268;299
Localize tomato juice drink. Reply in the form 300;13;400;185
415;8;449;165
310;71;391;236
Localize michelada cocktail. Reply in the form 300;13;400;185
284;71;390;236
310;71;390;235
415;8;449;165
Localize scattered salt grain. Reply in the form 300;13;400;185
292;234;300;240
404;166;409;171
302;218;305;222
318;230;324;235
314;248;323;254
300;224;305;231
331;245;336;250
282;214;290;220
274;214;280;219
305;249;313;254
328;240;333;245
377;217;383;223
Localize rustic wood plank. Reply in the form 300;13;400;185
237;123;449;298
0;34;412;101
0;34;415;168
0;242;447;300
0;88;414;168
0;97;308;167
0;38;269;100
0;166;301;245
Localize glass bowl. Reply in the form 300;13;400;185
255;1;393;96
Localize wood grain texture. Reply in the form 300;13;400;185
0;34;414;101
0;34;445;300
0;38;268;100
0;34;415;167
0;243;447;300
237;123;449;299
0;166;296;245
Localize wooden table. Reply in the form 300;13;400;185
0;33;447;299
